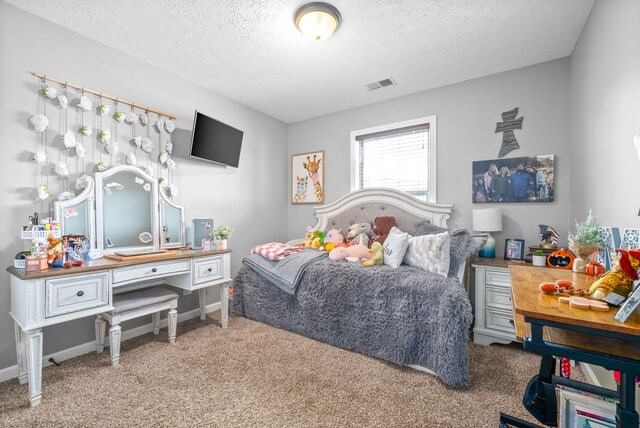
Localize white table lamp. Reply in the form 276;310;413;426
473;208;503;258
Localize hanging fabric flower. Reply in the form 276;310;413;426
104;141;119;155
62;131;77;148
98;129;111;143
76;175;90;191
114;112;126;123
57;95;68;109
164;119;175;133
43;86;57;99
132;136;143;148
30;114;49;132
167;184;178;197
125;111;138;123
159;151;169;164
54;162;69;177
79;125;93;136
98;104;111;116
75;142;86;158
166;158;176;170
36;185;50;200
154;119;165;133
33;150;48;163
141;138;154;153
165;141;173;154
139;114;149;126
77;96;92;111
96;161;109;172
125;152;137;166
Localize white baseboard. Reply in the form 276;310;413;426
0;302;221;384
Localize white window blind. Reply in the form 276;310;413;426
355;123;431;200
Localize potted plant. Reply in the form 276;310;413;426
211;225;232;250
568;210;602;268
532;249;547;267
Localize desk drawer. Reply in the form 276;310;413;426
485;286;512;311
46;272;109;318
485;308;515;334
485;269;511;289
194;256;224;285
112;259;191;285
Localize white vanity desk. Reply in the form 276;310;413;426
8;248;231;407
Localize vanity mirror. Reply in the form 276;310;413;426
96;166;159;254
54;175;96;250
159;186;185;249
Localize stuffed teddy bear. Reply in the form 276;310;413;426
346;223;372;247
589;248;640;305
362;242;384;267
372;216;395;246
329;244;371;262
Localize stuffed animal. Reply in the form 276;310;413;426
346;223;372;247
362;242;384;267
589;248;640;305
372;216;395;246
329;244;371;262
47;234;65;267
324;229;344;246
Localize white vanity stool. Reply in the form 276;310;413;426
95;287;179;367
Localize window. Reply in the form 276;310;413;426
350;116;436;202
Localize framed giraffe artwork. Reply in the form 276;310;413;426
291;150;325;204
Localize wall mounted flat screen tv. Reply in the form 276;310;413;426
189;111;244;168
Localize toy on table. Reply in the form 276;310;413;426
589;248;640;306
328;244;371;262
46;234;65;267
372;216;395;246
362;242;384;267
558;296;609;311
345;223;372;247
585;260;605;276
547;248;575;269
538;279;575;294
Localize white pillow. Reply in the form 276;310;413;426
404;232;451;277
382;227;410;268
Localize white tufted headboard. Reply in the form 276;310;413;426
307;187;453;234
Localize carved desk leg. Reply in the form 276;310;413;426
109;315;122;367
95;316;107;353
13;321;28;385
220;283;229;329
24;329;43;407
168;300;178;344
198;288;207;321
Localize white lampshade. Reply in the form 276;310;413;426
472;208;503;232
295;2;341;42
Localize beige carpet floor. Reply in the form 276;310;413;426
0;313;583;427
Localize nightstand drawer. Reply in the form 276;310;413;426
46;272;110;318
485;286;512;311
194;256;224;285
112;259;191;285
485;309;515;334
485;269;511;288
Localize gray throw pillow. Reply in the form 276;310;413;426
414;221;473;278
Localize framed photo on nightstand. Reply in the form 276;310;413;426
504;239;525;261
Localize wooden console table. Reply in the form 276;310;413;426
7;249;232;407
508;264;640;428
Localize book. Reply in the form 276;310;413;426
615;282;640;322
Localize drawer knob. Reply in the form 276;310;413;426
207;267;213;272
77;291;84;297
151;268;158;273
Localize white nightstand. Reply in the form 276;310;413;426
472;258;517;345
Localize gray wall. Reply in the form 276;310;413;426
570;0;640;228
288;58;572;256
0;2;288;370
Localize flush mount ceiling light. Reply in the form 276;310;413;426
294;2;342;42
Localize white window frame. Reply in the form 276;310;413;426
350;115;437;202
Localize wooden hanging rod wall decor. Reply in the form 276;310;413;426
33;72;177;120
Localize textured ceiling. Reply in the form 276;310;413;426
7;0;595;123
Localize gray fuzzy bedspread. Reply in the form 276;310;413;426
232;258;473;389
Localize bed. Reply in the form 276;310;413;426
232;188;480;388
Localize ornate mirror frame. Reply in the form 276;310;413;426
159;186;186;249
54;175;97;251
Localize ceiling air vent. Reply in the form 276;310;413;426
365;77;397;91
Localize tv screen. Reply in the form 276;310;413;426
189;111;244;168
